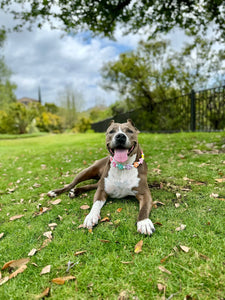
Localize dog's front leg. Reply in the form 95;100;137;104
83;188;107;229
136;191;155;236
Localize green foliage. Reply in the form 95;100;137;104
73;116;92;133
36;111;63;133
0;102;63;134
1;1;225;42
101;38;225;130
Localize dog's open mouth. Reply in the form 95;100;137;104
108;144;136;162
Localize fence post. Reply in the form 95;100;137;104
190;89;196;131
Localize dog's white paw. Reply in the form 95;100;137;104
69;189;75;198
47;190;57;197
83;211;100;229
137;218;155;235
83;200;106;229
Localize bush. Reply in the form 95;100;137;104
73;117;92;133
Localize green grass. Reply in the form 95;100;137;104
0;132;225;299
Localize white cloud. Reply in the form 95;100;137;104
1;9;142;110
0;9;192;110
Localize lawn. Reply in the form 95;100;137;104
0;132;225;300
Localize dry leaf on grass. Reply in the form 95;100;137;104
116;208;123;213
35;287;50;299
134;240;143;254
33;207;50;217
9;265;27;279
100;216;110;222
28;248;37;257
215;178;225;183
50;199;61;205
160;253;174;264
176;224;186;231
74;250;87;256
153;201;165;208
0;276;9;286
10;214;24;221
38;238;51;251
0;233;4;239
157;283;166;292
80;205;90;210
40;265;51;275
52;275;76;285
121;261;133;264
99;239;110;243
43;231;52;239
158;266;172;275
48;223;57;229
2;258;30;270
180;245;190;253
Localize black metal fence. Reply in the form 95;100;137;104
91;85;225;132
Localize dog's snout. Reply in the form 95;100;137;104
115;133;126;144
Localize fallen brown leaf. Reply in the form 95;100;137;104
180;245;190;253
199;253;210;260
74;250;87;256
116;208;123;213
157;283;166;292
80;204;90;210
40;265;51;275
134;240;143;254
35;287;50;299
215;178;225;183
158;265;172;275
160;253;174;264
43;231;52;239
48;223;57;229
10;214;24;221
100;216;110;223
38;238;51;251
9;265;27;279
2;258;30;270
99;239;110;243
52;275;76;285
50;199;61;205
153;201;165;208
0;276;9;286
28;248;37;257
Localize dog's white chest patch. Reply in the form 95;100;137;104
104;156;140;198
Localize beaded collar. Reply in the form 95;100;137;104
110;152;144;170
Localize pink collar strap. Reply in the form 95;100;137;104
110;152;144;170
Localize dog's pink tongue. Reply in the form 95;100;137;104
114;149;128;163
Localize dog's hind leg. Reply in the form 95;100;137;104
69;183;99;198
47;157;109;197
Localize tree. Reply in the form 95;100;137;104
1;1;225;42
0;30;17;110
101;38;225;110
58;87;85;129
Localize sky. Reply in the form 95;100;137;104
0;7;189;110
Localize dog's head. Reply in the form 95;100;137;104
106;119;140;163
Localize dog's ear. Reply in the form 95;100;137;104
127;119;140;133
108;120;114;127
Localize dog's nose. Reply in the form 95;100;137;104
115;133;126;144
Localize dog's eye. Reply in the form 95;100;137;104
126;129;134;134
109;129;115;134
